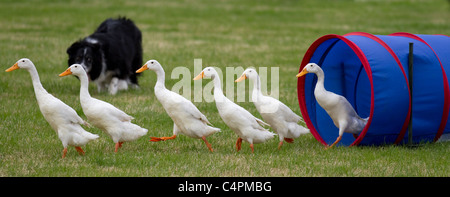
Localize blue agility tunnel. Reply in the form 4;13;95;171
297;32;450;146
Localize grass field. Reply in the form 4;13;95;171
0;0;449;177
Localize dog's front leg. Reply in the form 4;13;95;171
117;79;129;91
108;77;119;95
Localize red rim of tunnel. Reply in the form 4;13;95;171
390;32;450;142
297;34;375;147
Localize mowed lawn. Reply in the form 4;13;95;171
0;0;449;177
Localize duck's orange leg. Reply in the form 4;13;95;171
236;137;243;152
150;135;177;142
325;136;342;150
250;144;254;153
75;146;85;155
202;136;214;152
114;142;124;152
62;148;68;159
278;141;284;150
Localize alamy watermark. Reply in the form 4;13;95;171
170;59;279;104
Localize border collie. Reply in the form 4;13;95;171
67;17;142;95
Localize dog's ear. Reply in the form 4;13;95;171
67;40;82;55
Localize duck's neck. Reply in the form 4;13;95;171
314;69;326;93
154;68;166;91
78;72;92;102
212;74;225;102
26;66;47;98
213;75;224;96
251;75;263;102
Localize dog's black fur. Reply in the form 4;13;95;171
67;17;142;94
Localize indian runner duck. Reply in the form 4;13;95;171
296;63;368;149
194;67;275;153
59;64;148;152
136;60;220;152
6;58;99;158
236;68;310;149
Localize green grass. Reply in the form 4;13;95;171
1;0;449;177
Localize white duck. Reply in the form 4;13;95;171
194;67;275;153
136;60;220;152
236;68;310;149
296;63;368;149
6;58;98;158
59;64;148;152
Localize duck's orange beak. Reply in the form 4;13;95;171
296;69;308;78
136;64;148;73
193;71;204;80
235;74;247;82
59;68;72;77
5;63;19;72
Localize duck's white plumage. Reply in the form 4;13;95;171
297;63;368;149
136;60;220;152
60;64;147;152
6;58;98;158
194;67;275;153
236;68;309;149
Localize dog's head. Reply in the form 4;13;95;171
66;39;103;80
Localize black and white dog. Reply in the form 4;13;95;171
67;17;142;95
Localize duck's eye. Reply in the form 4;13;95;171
207;69;210;71
22;60;25;62
151;61;154;64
